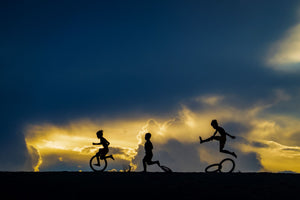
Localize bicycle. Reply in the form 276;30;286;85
89;153;114;172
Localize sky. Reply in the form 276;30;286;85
1;0;300;172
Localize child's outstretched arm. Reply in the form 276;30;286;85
226;132;236;139
93;142;101;145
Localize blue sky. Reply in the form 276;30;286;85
1;0;300;171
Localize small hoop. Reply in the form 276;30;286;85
205;163;221;173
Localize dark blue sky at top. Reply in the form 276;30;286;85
1;0;300;169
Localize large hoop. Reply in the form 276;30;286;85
89;155;107;172
219;158;235;173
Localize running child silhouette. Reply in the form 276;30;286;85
143;133;161;172
92;130;114;166
199;120;237;158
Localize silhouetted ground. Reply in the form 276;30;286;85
1;172;299;200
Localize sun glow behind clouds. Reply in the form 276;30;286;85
267;23;300;71
25;93;300;172
25;120;148;171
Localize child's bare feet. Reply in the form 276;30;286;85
199;136;203;144
232;152;237;158
107;155;114;160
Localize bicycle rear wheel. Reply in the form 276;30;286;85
90;155;107;172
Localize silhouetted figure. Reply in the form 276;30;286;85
199;120;237;158
143;133;161;172
92;130;114;166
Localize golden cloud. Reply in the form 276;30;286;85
25;93;300;172
267;23;300;71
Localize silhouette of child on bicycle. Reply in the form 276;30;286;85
199;119;237;158
92;130;114;166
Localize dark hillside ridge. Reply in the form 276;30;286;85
1;172;299;200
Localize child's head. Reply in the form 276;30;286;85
145;132;151;140
96;130;103;138
211;119;218;129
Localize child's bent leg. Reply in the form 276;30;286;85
142;158;147;172
220;149;237;158
105;155;114;160
154;160;160;167
148;160;160;167
94;152;101;166
219;142;237;158
200;136;214;143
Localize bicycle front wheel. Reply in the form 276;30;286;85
90;155;107;172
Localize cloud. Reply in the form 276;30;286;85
196;95;224;106
132;139;204;172
267;23;300;71
251;141;269;148
247;141;300;172
282;148;300;152
0;135;33;171
24;91;300;172
24;119;146;171
26;144;42;172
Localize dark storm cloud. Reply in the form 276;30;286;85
1;0;300;170
288;132;300;146
132;140;205;172
132;138;263;172
235;152;263;172
223;122;252;137
282;148;300;153
251;141;270;148
2;0;300;121
156;139;204;172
